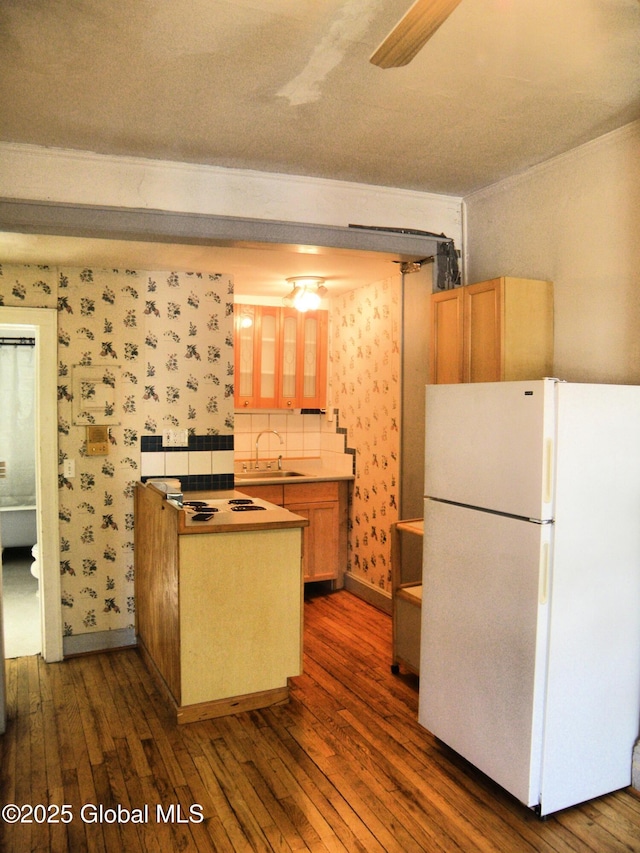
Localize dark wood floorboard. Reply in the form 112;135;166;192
1;589;639;852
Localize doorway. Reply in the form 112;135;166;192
0;307;62;663
0;330;39;656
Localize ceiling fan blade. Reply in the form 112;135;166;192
370;0;463;68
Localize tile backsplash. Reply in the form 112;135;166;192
234;410;352;472
140;433;235;491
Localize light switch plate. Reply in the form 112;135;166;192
162;428;189;447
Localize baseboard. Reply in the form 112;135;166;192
63;626;136;657
138;635;290;724
176;686;290;724
343;572;392;615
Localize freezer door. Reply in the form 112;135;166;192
419;499;551;808
425;380;555;520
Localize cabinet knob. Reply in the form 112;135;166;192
287;400;292;407
244;401;249;407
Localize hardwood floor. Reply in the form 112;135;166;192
2;589;640;852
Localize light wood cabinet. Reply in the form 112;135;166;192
235;305;279;408
235;305;328;409
390;519;423;676
134;483;305;723
430;277;553;384
430;288;464;384
238;479;348;587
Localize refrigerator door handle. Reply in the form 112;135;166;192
539;542;549;605
543;439;554;504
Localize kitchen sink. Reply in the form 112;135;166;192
235;470;305;480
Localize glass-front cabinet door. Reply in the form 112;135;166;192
299;311;327;409
279;309;299;408
234;305;327;409
235;305;257;408
258;307;278;408
234;305;278;408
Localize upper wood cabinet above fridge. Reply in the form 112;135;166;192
430;277;553;384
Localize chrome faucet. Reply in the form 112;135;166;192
255;429;283;469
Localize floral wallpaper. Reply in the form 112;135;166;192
0;263;234;644
330;275;401;593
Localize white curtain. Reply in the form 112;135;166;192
0;344;36;508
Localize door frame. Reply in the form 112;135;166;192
0;306;62;662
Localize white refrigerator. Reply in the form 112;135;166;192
418;379;640;817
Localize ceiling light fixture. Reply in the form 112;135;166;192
283;277;328;312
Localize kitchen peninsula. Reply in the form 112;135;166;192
134;482;308;723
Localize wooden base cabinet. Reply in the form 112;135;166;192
134;483;305;723
430;277;553;384
238;480;349;588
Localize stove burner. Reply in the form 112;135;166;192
191;511;218;521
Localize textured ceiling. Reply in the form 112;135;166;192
0;0;639;292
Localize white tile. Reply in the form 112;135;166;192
234;413;252;433
287;413;305;432
234;432;252;454
303;432;321;454
251;413;270;432
212;449;235;474
337;454;355;475
268;413;288;432
267;433;286;454
321;413;337;432
322;433;345;453
164;452;190;477
286;432;304;452
303;414;321;432
188;451;212;475
140;452;165;477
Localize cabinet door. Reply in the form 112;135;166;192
235;305;258;408
234;484;284;506
235;305;328;409
298;311;327;409
286;500;340;582
463;278;503;382
278;309;299;408
257;306;279;408
277;309;328;409
502;278;554;381
234;306;280;408
430;289;464;384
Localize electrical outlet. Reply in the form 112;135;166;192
162;429;189;447
63;458;75;478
